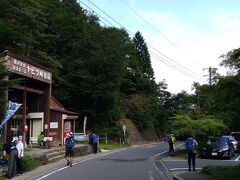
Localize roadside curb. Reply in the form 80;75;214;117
173;175;184;180
171;171;185;180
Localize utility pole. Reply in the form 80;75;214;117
203;67;218;86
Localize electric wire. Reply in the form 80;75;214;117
150;50;201;80
80;1;115;27
120;0;203;78
79;0;202;81
121;0;182;51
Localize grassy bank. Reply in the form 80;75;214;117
99;143;130;150
202;165;240;180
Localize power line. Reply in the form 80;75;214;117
78;0;202;80
121;0;182;51
80;1;115;27
147;44;202;78
150;50;201;80
120;0;201;78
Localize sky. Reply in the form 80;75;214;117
78;0;240;94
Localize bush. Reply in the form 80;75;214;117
171;114;229;143
22;155;40;172
202;165;240;180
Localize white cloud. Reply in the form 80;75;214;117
80;0;240;93
136;8;240;93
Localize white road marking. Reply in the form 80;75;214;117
148;170;154;180
235;155;240;161
152;143;185;158
163;159;238;162
169;167;202;171
35;148;127;180
162;160;187;161
160;159;169;172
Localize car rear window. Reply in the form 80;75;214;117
231;133;240;141
207;137;228;145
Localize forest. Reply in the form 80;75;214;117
0;0;239;142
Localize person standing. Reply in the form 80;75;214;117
91;133;98;154
167;134;174;156
172;134;176;154
5;138;18;178
16;136;24;174
185;137;198;172
65;132;75;167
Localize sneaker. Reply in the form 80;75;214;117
188;167;191;172
67;161;70;166
70;162;72;167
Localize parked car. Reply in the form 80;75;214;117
74;133;89;142
222;135;238;151
202;137;235;159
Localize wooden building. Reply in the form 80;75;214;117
1;51;77;146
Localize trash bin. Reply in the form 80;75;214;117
45;139;51;149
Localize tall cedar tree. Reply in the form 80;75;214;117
133;31;156;94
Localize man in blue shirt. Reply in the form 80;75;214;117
91;133;98;154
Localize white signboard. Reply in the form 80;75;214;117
50;122;58;129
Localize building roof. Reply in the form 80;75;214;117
50;96;78;116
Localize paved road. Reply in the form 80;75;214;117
33;142;179;180
162;158;240;171
158;149;240;172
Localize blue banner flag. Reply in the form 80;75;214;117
0;101;22;129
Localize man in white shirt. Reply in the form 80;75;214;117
16;136;24;174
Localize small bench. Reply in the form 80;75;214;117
44;137;53;142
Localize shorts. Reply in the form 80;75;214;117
65;150;74;157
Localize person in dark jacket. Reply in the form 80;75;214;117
185;137;198;172
65;132;75;167
5;138;18;178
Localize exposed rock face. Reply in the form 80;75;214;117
121;119;159;145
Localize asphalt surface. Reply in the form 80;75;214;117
30;142;173;180
8;141;182;180
11;142;240;180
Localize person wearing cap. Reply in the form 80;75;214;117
16;136;24;174
5;137;18;178
64;132;75;167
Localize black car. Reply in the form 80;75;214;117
202;137;235;159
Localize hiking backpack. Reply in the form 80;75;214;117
186;138;194;150
65;137;74;149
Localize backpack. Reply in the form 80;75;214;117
65;137;74;149
186;138;194;151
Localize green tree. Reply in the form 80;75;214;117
220;48;240;74
133;31;154;81
171;114;229;143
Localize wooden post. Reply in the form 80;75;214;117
4;76;8;143
22;81;27;147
